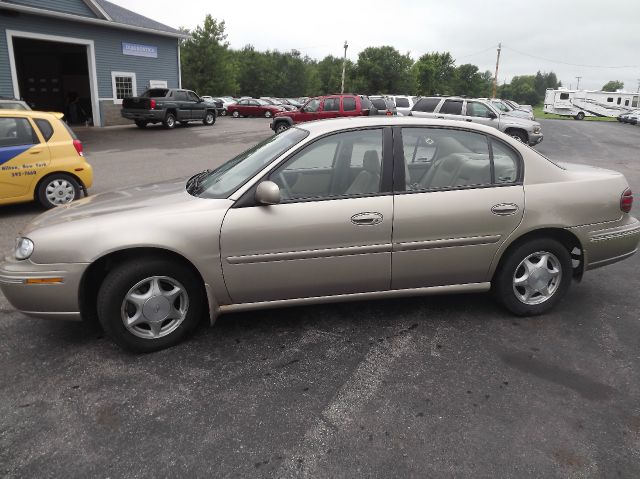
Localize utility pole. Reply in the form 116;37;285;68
491;42;501;98
636;79;640;93
575;76;582;90
341;41;349;94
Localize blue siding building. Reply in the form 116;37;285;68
0;0;186;126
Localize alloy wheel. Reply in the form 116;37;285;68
45;178;76;205
512;251;562;305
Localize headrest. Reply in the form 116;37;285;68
363;150;380;173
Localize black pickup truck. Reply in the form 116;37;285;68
121;88;217;129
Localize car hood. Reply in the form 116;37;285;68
23;178;224;234
500;114;539;128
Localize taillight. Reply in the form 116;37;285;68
73;139;84;157
150;99;156;109
621;188;633;213
386;110;393;116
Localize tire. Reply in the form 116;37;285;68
507;129;527;143
97;257;205;353
134;120;148;129
274;122;290;134
575;112;585;120
37;173;81;209
232;110;240;118
163;112;177;129
264;110;273;118
493;238;572;316
203;111;216;126
221;109;227;116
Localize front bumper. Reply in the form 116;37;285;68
121;110;165;121
0;257;88;321
528;132;543;146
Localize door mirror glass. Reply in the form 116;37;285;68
488;111;497;119
255;181;281;205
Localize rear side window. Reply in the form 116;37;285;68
371;98;387;109
490;139;520;183
323;97;340;111
343;97;356;111
395;98;410;108
0;117;39;147
439;100;463;115
34;119;54;141
143;89;169;98
174;91;188;101
413;97;440;113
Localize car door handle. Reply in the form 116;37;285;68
465;118;472;122
29;150;41;154
351;212;383;225
491;203;519;215
436;116;445;119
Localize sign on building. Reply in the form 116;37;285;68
122;42;158;58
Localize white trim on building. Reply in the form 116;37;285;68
6;29;101;127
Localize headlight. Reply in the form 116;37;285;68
533;126;541;134
15;237;34;260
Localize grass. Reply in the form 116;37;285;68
533;105;616;122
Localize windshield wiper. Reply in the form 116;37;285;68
186;169;212;194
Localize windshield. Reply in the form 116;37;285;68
193;127;309;198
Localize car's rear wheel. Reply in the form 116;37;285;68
232;110;240;118
221;109;227;116
493;238;572;316
134;120;148;128
97;258;204;353
163;113;176;129
203;111;216;125
264;110;273;118
275;122;290;134
37;173;81;209
575;112;585;120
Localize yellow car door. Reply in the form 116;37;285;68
0;115;50;201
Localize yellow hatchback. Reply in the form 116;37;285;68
0;110;93;208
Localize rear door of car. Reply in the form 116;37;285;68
410;97;442;118
319;97;340;119
434;99;464;121
219;127;394;303
391;125;524;289
0;115;50;200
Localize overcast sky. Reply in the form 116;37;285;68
113;0;640;92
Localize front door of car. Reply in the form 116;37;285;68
463;100;499;128
174;91;190;120
0;116;50;200
391;126;524;289
188;91;205;120
298;98;322;122
220;128;393;304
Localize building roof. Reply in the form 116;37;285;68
93;0;182;36
0;0;189;38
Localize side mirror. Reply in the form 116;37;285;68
255;181;281;205
488;111;497;119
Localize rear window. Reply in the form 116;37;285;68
395;98;410;108
142;89;169;98
439;100;463;115
371;98;387;109
343;97;357;111
413;97;440;113
34;118;54;141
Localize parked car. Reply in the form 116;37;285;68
215;97;237;116
227;99;285;118
410;96;543;145
368;95;397;116
0;109;92;208
201;96;225;116
481;98;534;120
387;95;417;116
121;88;217;129
0;97;31;111
282;98;303;108
628;111;640;125
260;97;297;112
271;94;374;133
503;99;533;113
2;117;637;352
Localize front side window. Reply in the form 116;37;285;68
187;92;200;102
271;129;383;201
401;128;492;191
0;117;39;147
304;99;321;112
466;101;493;118
323;98;340;111
439;100;463;115
194;128;309;198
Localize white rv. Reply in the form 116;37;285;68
544;88;640;119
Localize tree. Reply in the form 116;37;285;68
413;52;456;95
353;46;414;94
180;15;237;95
316;55;353;95
601;80;624;92
454;63;492;97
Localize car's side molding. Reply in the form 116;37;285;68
394;235;501;252
226;243;392;264
217;282;490;315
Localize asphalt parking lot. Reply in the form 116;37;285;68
1;117;640;478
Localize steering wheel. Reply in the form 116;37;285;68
278;172;293;199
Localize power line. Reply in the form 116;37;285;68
502;45;640;69
456;45;497;59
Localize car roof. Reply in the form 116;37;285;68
0;109;62;120
296;116;509;137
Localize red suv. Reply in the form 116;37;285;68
270;94;373;133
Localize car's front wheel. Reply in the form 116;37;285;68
274;121;290;134
264;110;273;118
97;258;205;353
37;173;81;209
203;111;216;125
493;238;572;316
232;110;240;118
221;109;227;116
